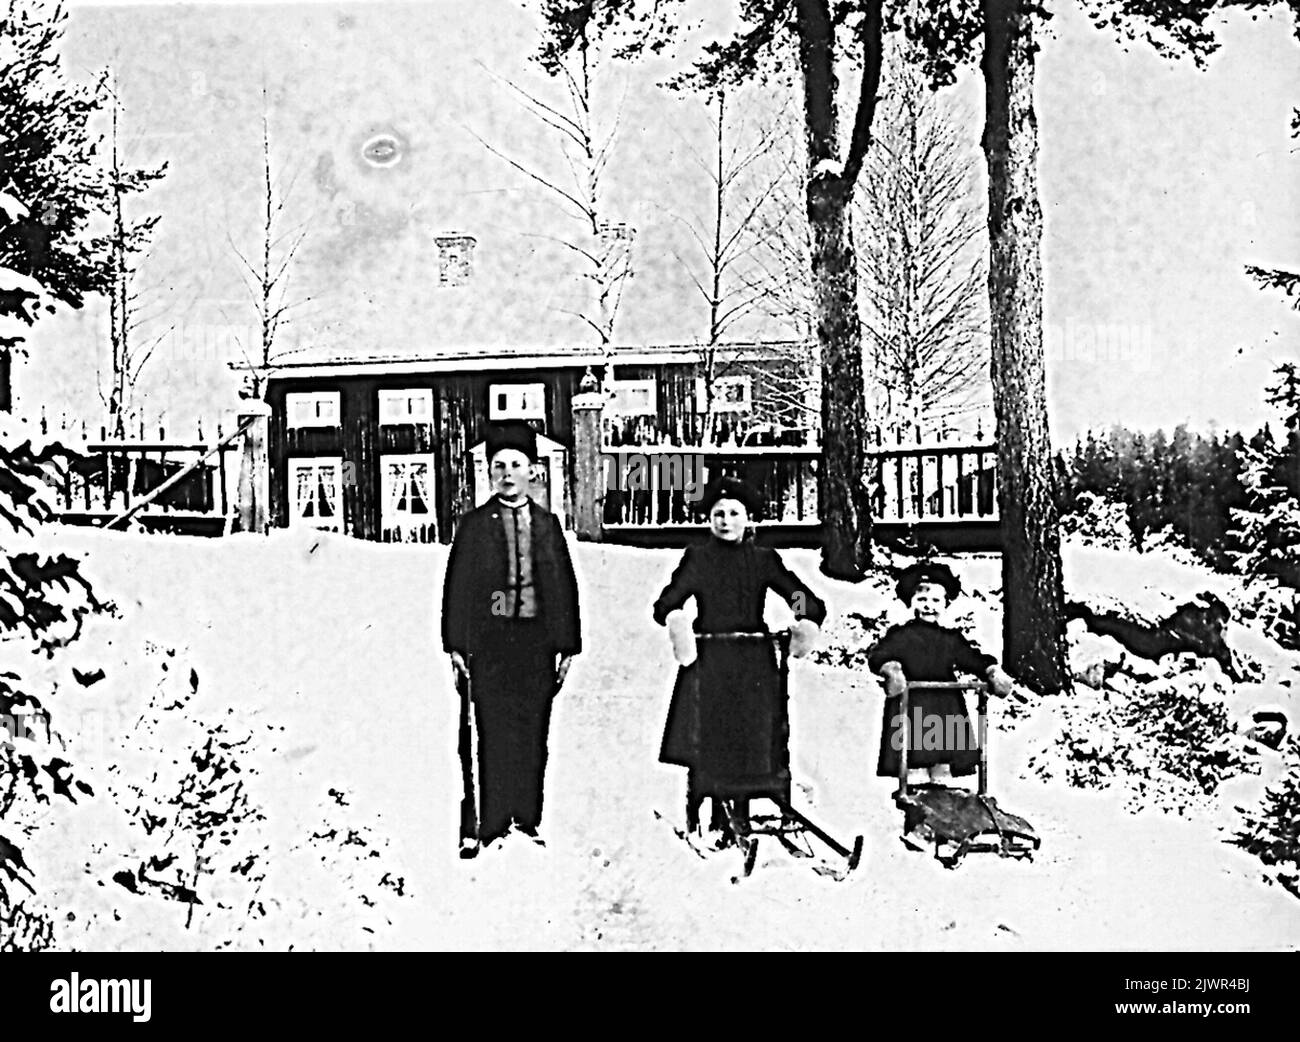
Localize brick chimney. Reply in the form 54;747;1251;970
435;233;477;286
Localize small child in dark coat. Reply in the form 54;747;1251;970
867;561;1013;786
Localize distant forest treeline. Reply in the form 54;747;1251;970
1060;425;1252;567
1059;415;1300;586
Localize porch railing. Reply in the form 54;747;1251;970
870;440;998;522
599;446;818;527
597;440;998;528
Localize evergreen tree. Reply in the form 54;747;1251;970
1234;365;1300;589
1;183;104;948
1075;430;1116;498
0;0;112;411
1122;430;1151;549
1165;423;1193;541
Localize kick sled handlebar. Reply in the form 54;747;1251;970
695;631;792;641
906;681;988;690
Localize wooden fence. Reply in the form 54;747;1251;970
596;436;998;543
871;440;998;522
600;446;818;528
48;420;243;536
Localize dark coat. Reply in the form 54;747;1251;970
866;619;996;777
441;497;582;658
651;537;827;790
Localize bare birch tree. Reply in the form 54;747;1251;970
856;46;986;432
101;82;167;437
663;89;795;443
229;93;310;399
473;21;633;353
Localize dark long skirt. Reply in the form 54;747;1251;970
877;689;980;777
659;639;788;797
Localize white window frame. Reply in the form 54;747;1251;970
488;382;546;421
380;453;437;540
288;457;344;532
286;391;341;429
694;375;752;414
379;388;433;425
607;379;657;417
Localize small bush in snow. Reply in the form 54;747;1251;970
1232;738;1300;898
1118;680;1252;795
1235;582;1300;651
1060;492;1132;551
107;652;268;934
1026;665;1256;812
0;892;55;951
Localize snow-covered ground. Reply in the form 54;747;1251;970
11;525;1300;951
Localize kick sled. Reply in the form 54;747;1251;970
894;681;1040;869
666;631;864;881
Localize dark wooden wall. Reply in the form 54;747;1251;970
267;367;582;542
265;356;802;542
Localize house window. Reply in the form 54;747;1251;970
435;233;477;286
381;454;436;542
488;383;545;421
607;379;656;417
379;388;433;425
286;391;341;429
289;458;344;531
695;375;752;414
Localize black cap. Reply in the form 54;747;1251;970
699;475;764;520
485;420;538;463
895;560;962;604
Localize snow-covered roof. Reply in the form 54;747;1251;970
255;340;805;381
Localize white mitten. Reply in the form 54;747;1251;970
881;662;907;698
986;665;1015;698
666;610;697;666
789;618;821;659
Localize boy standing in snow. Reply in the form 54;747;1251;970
442;421;582;855
867;561;1014;787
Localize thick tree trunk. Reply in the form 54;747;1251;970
794;0;875;581
983;0;1068;693
808;174;872;579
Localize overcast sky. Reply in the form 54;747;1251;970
34;1;1300;442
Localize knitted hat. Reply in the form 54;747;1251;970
699;475;764;521
485;420;538;463
895;561;962;604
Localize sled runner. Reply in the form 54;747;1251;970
894;681;1039;868
675;631;864;880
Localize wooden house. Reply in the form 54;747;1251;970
262;342;814;543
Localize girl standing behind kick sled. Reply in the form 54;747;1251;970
867;561;1014;789
652;476;827;843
